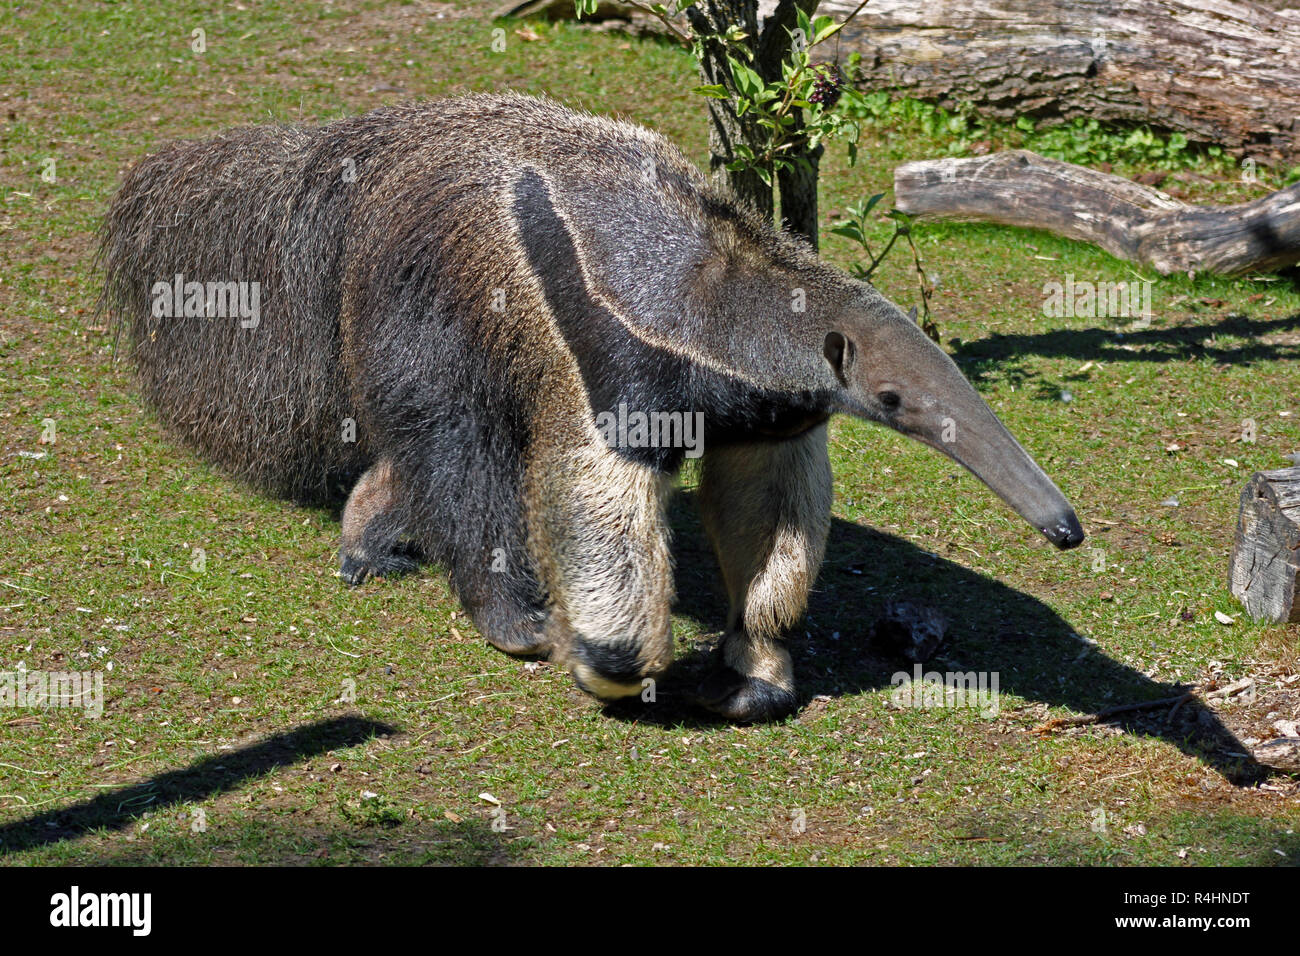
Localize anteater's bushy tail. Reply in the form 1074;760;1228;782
98;117;395;503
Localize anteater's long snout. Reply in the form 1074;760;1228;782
1042;511;1086;550
932;403;1086;551
834;310;1085;551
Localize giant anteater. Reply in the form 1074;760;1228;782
100;93;1084;721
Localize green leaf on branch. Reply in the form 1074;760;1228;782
692;84;730;99
728;57;763;99
886;208;912;232
829;223;865;243
811;15;838;44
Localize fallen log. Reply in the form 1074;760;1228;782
503;0;1300;162
826;0;1300;163
893;150;1300;275
1229;466;1300;624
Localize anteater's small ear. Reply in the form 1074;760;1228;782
823;331;854;386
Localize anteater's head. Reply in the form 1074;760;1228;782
819;285;1084;550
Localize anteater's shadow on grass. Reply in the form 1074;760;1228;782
605;490;1265;785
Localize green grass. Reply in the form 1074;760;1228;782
1;0;1298;866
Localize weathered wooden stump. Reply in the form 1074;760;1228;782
1229;466;1300;624
1253;737;1300;773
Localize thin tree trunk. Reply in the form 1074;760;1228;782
777;134;822;248
687;0;774;220
760;0;824;248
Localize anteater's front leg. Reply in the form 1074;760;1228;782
696;424;832;721
527;444;676;701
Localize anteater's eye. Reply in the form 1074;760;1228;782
878;390;901;411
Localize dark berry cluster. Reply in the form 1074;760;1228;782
807;63;844;109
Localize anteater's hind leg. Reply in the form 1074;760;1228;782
696;423;832;722
340;458;552;656
339;459;421;585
